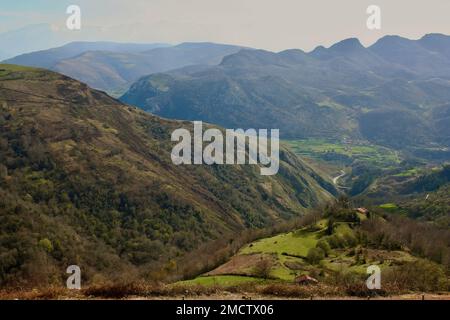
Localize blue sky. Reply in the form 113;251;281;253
2;1;61;9
1;0;450;51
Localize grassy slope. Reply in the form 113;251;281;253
286;139;400;166
181;216;418;287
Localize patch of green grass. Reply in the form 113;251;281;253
285;138;400;166
240;229;319;257
175;275;265;287
0;64;58;81
317;98;346;110
191;220;424;285
237;226;324;281
272;255;309;280
379;203;398;210
334;223;355;237
323;254;366;274
0;64;37;72
356;212;368;221
379;203;406;215
393;168;420;177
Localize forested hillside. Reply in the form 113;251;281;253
0;64;335;286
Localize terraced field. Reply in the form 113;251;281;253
285;139;400;167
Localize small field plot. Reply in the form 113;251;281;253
175;275;265;287
240;229;319;257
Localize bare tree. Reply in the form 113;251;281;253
254;258;273;279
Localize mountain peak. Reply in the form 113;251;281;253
420;33;449;41
329;38;365;52
220;49;280;67
277;49;310;64
278;48;306;55
418;33;450;55
369;35;413;50
309;38;365;60
309;45;330;59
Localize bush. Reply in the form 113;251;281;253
258;284;310;298
253;258;273;279
83;282;147;298
326;234;347;249
326;218;334;235
307;247;325;265
0;164;7;178
38;239;53;253
342;233;357;247
316;240;331;257
384;260;448;292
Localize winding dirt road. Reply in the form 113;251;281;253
332;170;346;185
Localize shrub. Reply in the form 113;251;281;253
326;218;335;235
38;239;53;253
307;247;325;265
384;260;448;292
258;284;310;298
253;258;273;279
83;282;147;298
326;234;347;249
342;233;357;247
316;240;331;257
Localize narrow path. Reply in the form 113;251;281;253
332;170;346;185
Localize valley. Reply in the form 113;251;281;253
0;34;449;300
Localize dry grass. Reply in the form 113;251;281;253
0;281;412;300
1;262;448;301
81;282;224;299
256;283;341;298
0;287;82;300
82;283;149;299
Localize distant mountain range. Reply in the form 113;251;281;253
0;22;175;61
120;34;450;153
0;64;335;285
4;33;450;154
3;41;170;70
3;41;244;95
0;23;160;61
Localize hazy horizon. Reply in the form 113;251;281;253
1;0;450;53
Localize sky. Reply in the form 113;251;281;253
1;0;450;52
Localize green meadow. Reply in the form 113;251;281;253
175;215;416;286
285;138;400;166
175;275;266;287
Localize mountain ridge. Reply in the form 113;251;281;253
3;42;245;94
120;34;450;153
